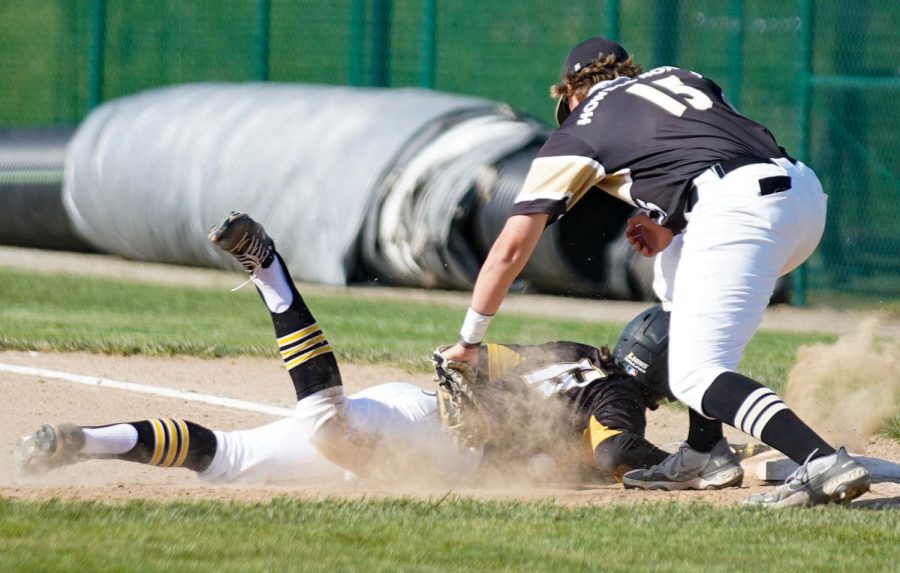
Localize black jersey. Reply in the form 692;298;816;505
475;341;665;479
477;341;651;440
510;67;785;232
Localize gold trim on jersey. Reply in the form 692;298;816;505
485;344;523;383
514;155;606;209
588;416;622;451
597;168;637;205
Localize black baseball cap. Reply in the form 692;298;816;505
555;37;630;125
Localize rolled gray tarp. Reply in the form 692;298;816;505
0;128;92;251
64;83;516;285
359;108;546;288
61;83;666;300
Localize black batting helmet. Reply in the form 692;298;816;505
613;305;674;401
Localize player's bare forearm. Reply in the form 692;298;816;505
470;213;548;315
442;213;548;365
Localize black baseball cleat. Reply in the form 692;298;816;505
207;212;275;274
14;424;86;476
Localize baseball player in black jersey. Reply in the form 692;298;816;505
441;37;870;507
15;213;670;486
463;339;670;482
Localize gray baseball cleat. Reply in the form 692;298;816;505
14;424;86;476
207;212;275;274
744;447;870;508
622;438;744;490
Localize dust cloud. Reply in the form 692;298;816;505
784;318;900;451
358;346;618;491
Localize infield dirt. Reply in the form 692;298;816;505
1;350;898;507
1;247;898;507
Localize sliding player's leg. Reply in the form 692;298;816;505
208;213;481;482
209;212;373;474
15;419;216;475
14;416;347;484
14;213;473;483
199;415;346;483
208;212;342;403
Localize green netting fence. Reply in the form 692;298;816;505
1;0;897;304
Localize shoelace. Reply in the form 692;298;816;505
230;233;270;268
650;442;691;475
785;448;819;487
673;444;691;469
230;275;255;292
226;231;270;291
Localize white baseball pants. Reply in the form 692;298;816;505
653;158;827;413
200;382;481;483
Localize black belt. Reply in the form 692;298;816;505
712;155;793;196
688;156;793;212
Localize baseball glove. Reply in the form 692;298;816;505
431;347;489;449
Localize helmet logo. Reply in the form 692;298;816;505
624;351;649;374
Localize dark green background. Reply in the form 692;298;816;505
1;0;897;302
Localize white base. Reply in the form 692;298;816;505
749;452;900;483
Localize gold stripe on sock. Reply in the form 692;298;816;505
277;323;320;347
149;419;165;466
160;419;179;467
174;419;190;467
284;343;333;371
280;333;326;360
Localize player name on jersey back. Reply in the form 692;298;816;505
513;66;785;232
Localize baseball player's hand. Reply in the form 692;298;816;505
625;213;673;257
440;343;480;368
432;346;487;448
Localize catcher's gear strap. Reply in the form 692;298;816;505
593;430;669;479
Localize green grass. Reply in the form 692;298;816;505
0;267;832;392
0;497;897;573
0;269;897;571
881;414;900;440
